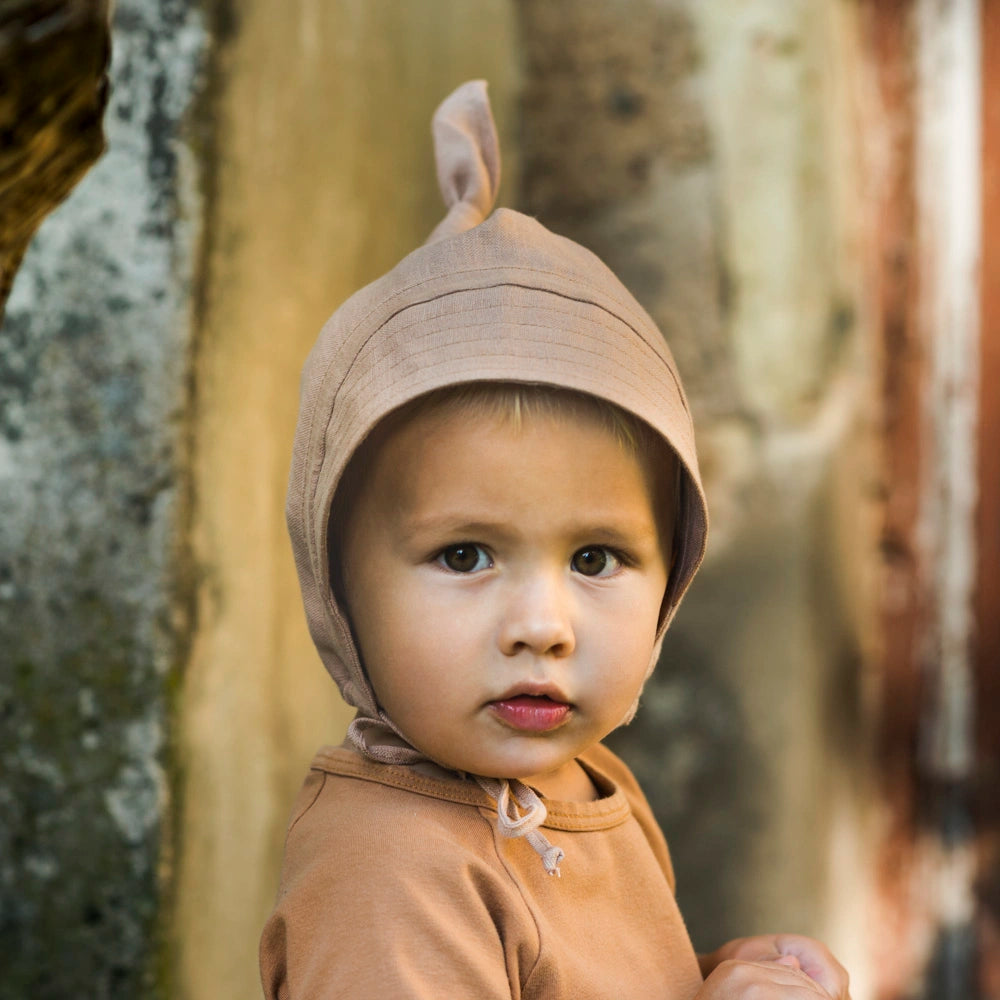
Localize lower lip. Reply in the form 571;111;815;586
489;696;571;732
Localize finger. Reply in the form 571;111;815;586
799;960;849;999
707;960;835;998
775;954;803;971
775;936;850;998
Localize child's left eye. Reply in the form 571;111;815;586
570;547;622;577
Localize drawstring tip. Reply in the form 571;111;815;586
542;846;565;877
476;776;567;878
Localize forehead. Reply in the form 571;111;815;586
329;388;679;566
358;401;664;531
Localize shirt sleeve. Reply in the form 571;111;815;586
260;772;538;1000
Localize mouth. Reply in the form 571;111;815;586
487;685;572;733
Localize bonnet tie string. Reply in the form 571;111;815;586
474;776;565;877
347;714;565;876
346;712;426;764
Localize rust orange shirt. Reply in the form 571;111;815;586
260;742;702;1000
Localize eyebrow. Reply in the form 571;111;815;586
402;512;661;546
401;514;516;538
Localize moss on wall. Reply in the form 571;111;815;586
0;1;207;995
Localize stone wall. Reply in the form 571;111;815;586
0;1;207;996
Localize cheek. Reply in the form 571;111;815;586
593;581;664;635
586;587;662;680
360;583;474;704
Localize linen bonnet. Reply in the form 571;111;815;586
286;81;709;873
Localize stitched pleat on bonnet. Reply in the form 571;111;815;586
286;80;709;875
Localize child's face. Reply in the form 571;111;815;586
340;401;670;800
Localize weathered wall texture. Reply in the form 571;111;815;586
0;1;207;996
174;3;520;997
853;3;996;997
977;2;1000;993
4;1;995;997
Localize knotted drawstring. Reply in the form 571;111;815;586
474;776;565;877
347;714;566;876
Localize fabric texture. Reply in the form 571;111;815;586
260;743;704;1000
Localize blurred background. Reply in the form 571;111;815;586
1;1;997;998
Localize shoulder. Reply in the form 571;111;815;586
280;751;505;887
579;742;677;891
262;754;540;999
579;741;645;794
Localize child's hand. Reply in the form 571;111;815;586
698;935;850;999
695;958;844;999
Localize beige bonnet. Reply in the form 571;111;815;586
286;81;708;874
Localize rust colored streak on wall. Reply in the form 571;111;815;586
976;4;1000;997
857;3;925;998
976;0;1000;796
863;2;923;794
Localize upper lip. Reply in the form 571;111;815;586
491;681;571;705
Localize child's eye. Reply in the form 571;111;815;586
571;547;622;578
437;544;492;573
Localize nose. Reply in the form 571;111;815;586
496;572;576;658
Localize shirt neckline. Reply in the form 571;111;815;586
311;745;633;833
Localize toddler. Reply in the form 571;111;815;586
260;81;850;1000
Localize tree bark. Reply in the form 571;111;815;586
0;0;110;320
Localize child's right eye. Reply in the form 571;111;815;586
436;544;492;573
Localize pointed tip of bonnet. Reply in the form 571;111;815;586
425;80;501;246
